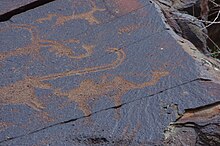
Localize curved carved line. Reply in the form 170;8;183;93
38;48;126;81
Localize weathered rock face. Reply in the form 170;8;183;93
0;0;219;145
0;0;37;15
0;0;55;21
164;102;220;146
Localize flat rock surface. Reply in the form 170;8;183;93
0;0;219;145
0;0;37;15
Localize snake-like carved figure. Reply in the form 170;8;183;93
0;48;126;111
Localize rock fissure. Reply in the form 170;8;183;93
0;0;55;22
0;77;212;144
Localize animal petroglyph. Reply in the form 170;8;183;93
36;0;105;26
0;48;125;111
0;24;42;61
53;71;169;117
0;24;94;62
0;77;51;111
45;40;94;59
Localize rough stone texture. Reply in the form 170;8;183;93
0;0;37;15
0;0;219;145
164;102;220;146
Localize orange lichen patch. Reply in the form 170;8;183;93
38;48;126;81
112;0;142;14
36;1;105;26
118;24;142;34
178;103;220;123
53;71;169;118
0;77;52;111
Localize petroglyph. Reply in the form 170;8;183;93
0;24;42;61
0;24;93;61
53;71;169;117
0;122;13;131
45;40;94;59
36;0;105;26
0;77;52;111
0;48;125;112
0;24;124;113
38;48;126;81
118;24;142;34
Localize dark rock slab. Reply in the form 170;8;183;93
164;102;220;146
0;0;37;15
1;80;219;145
0;0;220;145
0;0;56;22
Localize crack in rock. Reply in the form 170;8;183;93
0;0;55;22
0;77;212;144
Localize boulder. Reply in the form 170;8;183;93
0;0;219;145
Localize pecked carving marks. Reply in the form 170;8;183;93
46;40;94;59
0;24;94;61
38;48;126;81
36;0;105;26
0;48;125;111
54;71;169;117
0;122;13;131
0;77;51;111
0;24;42;61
